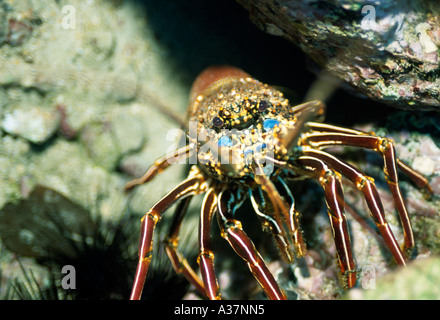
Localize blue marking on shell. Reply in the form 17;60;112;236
263;119;280;131
218;135;233;147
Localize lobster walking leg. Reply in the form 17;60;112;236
130;176;204;300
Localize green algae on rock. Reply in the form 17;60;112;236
344;256;440;299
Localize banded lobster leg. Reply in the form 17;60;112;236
164;196;206;298
300;149;407;267
217;188;286;300
198;188;221;300
130;167;206;300
294;155;357;288
125;145;192;191
250;176;305;263
304;122;432;250
254;171;307;259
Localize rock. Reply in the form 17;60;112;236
79;106;147;171
0;0;188;216
1;106;60;144
5;18;34;47
0;0;191;296
344;256;440;299
237;0;440;110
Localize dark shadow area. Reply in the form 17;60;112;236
131;0;314;98
128;0;399;127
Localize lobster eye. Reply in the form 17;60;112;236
258;100;270;112
213;116;224;127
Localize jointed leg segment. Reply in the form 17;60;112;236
296;155;357;288
125;146;192;191
218;189;287;300
250;186;296;263
198;188;221;300
304;123;431;250
130;174;204;300
254;171;306;259
164;196;206;298
301;149;407;266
